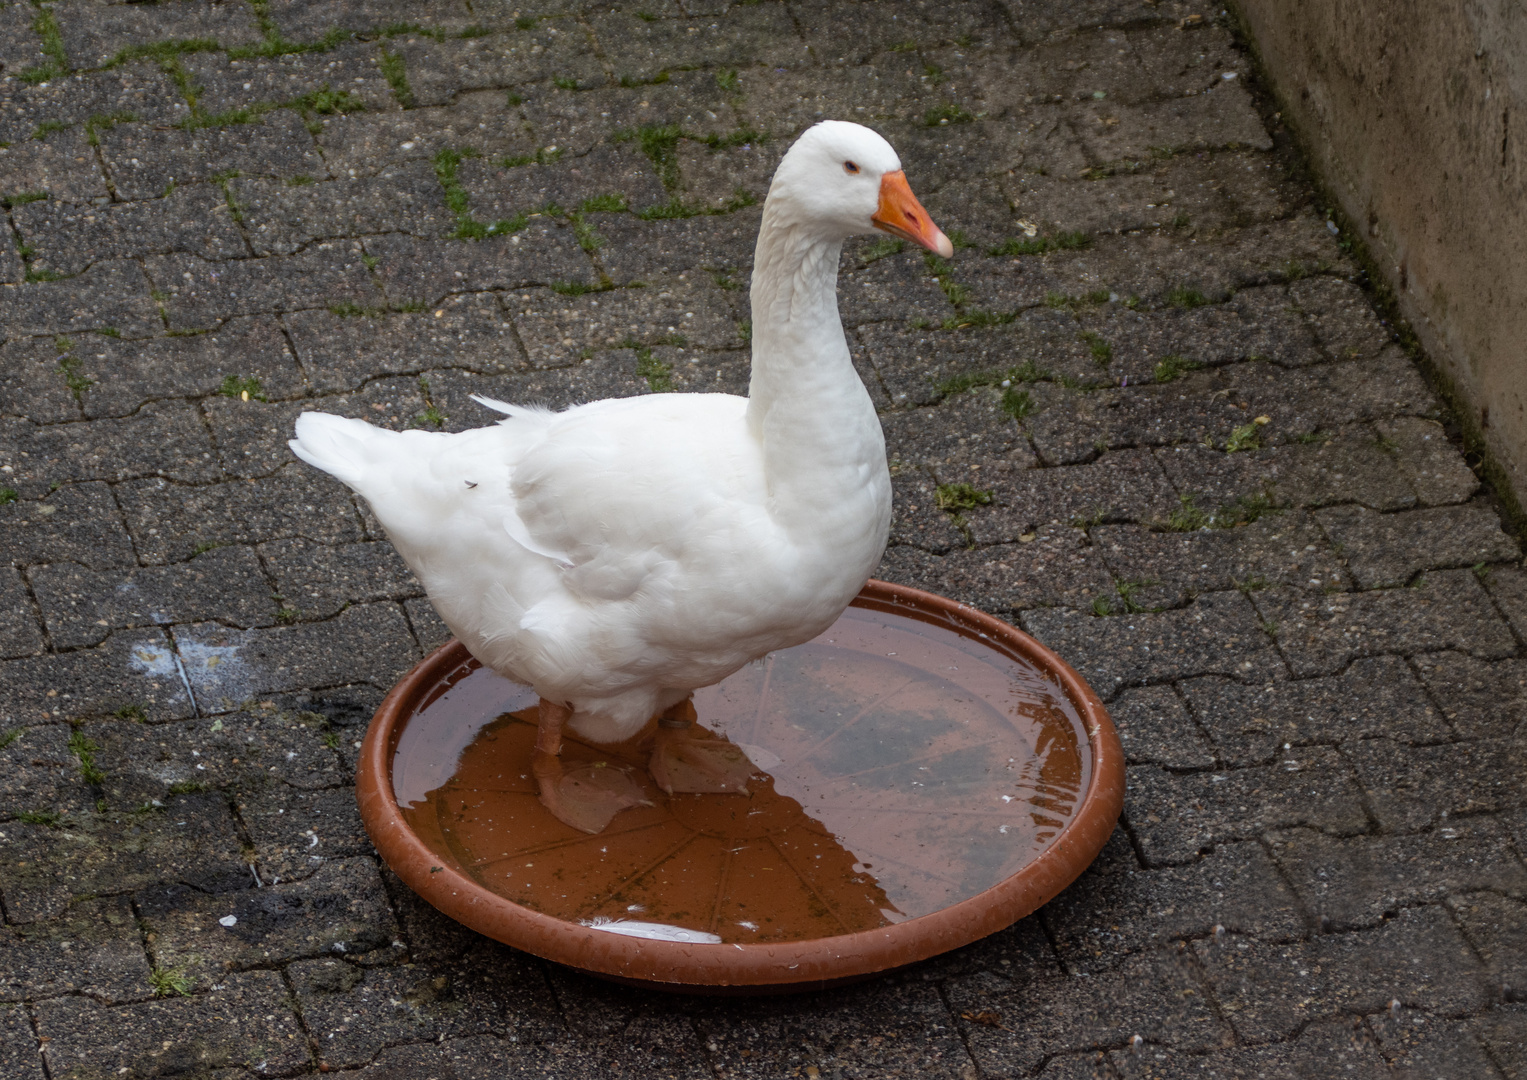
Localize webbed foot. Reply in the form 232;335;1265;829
533;698;651;834
648;699;754;796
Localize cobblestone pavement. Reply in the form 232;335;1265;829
1;0;1525;1077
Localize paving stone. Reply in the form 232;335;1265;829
1485;564;1527;644
876;524;1113;613
1045;833;1303;972
416;355;647;418
1369;1009;1505;1080
593;207;760;284
179;42;397;118
1194;906;1490;1042
886;469;968;554
793;0;1009;63
237;780;370;885
0;792;250;924
0;894;151;1004
1377;415;1482;507
100;110;328;201
173;602;420;709
590;7;806;84
262;0;477;42
947;951;1229;1077
0;258;160;337
1156;430;1424;515
0;335;82;424
404;596;453;654
1316;503;1520;589
86;704;345;811
1414;652;1527;741
0;628;195;728
0;1002;43;1080
260;537;420;621
0;223;22;285
292;951;557;1069
1108;684;1215;769
1091;512;1349;609
12;183;246;277
675;137;783;213
1021;590;1284;701
33;970;307;1078
1;400;218;499
1030;353;1438;466
0;128;107;203
1472;1005;1527;1080
1111;1016;1391;1080
1180;654;1449;766
285;291;522;391
395;21;607;106
969;449;1180;543
0;481;135;570
1126;747;1367;865
206;375;425;479
1290;274;1394;362
510;278;741;365
1270;820;1527;933
731;59;937;139
317;90;539;177
0;1;50;76
30;546;277;650
364;226;594;306
51;0;264;69
144;245;377;330
691;974;971;1080
117;463;364;565
519;73;739;159
140;856;399;992
1345;735;1527;834
1252;570;1517;678
838;257;956;337
881;390;1038;473
1071;79;1272;167
461;144;669;221
0;567;44;660
0;720;92;819
233;161;453;255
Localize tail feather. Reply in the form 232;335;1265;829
289;412;393;491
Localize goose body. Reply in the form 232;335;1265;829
292;121;951;829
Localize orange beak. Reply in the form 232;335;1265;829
871;170;954;258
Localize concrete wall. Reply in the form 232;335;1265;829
1232;0;1526;514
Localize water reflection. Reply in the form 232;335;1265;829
396;604;1088;946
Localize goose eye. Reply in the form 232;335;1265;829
843;160;860;174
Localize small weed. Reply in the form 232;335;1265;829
715;67;740;93
935;483;993;512
1234;575;1270;593
580;192;628;213
1152;354;1201;383
1045;290;1110;311
57;355;93;400
943;309;1017;331
1079;331;1112;366
105;38;219;69
889;40;919;52
114;704;149;721
501;147;563;168
1166;285;1209;308
276;604;301;624
4;190;48;208
0;727;22;750
150;966;192;998
0;489;16;506
1473;562;1492;583
549;280;599;297
321;731;341;749
860;237;904;264
217;375;267;401
1000;387;1033;420
618;123;683;191
32;119;69;140
1224;422;1261;453
1112;579;1158;614
516;16;538;30
738;319;752;344
634;345;673;393
68;729;105;786
699;127;770;151
1091;596;1114;617
287;174;316;187
379;48;414;108
1292;429;1330;444
635;10;659;21
25;267;70;283
1165;494;1213;531
17;810;60;827
413;376;446;428
553;75;581;90
1261;620;1279;638
989;231;1090;257
1069;506;1107;528
18;3;67;84
166;780;208;795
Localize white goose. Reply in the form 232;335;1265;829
290;121;952;832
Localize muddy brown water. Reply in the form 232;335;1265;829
393;598;1090;949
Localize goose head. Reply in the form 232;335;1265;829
766;120;954;258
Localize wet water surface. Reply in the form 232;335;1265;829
395;600;1089;946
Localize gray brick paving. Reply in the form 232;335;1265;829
0;2;1522;1077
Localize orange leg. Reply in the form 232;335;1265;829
533;699;650;834
648;698;754;796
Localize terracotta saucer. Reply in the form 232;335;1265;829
357;580;1124;993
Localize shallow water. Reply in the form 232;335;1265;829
395;601;1088;946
